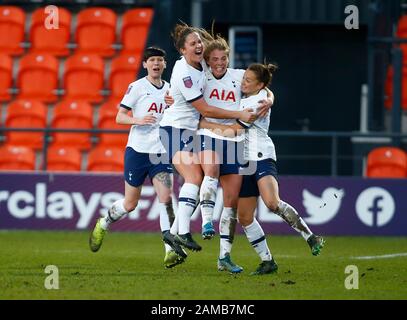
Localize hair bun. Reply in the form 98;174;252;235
267;63;278;73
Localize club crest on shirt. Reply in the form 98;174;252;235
183;76;193;88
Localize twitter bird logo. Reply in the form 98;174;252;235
302;188;344;225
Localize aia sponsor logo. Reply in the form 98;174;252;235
209;89;236;102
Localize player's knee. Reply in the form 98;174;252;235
204;166;219;178
186;172;203;185
223;194;238;208
223;186;239;208
238;214;253;227
264;198;279;212
123;200;138;212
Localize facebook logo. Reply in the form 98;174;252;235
356;187;395;227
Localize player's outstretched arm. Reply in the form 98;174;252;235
192;97;257;123
116;106;156;126
199;118;244;138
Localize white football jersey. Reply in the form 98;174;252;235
197;68;245;142
159;56;207;131
120;77;170;154
237;89;276;161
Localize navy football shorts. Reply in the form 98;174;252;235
199;135;244;176
239;158;278;198
159;126;200;163
124;147;173;187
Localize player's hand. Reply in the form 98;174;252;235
257;98;274;118
135;114;156;125
164;91;174;106
239;109;257;123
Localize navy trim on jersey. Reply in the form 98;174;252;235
187;94;203;103
213;72;227;80
147;79;166;90
236;119;250;129
120;103;132;110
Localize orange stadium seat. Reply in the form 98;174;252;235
0;145;35;171
46;145;82;171
109;53;141;99
51;100;93;150
64;54;104;103
0;54;12;101
76;7;116;57
0;6;25;55
18;53;59;102
5;100;47;149
30;7;71;57
98;100;128;148
366;147;407;178
121;8;154;54
87;146;124;172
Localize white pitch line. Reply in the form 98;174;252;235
351;253;407;260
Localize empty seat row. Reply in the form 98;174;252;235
0;6;154;57
0;144;124;172
0;52;141;102
366;146;407;178
3;99;128;150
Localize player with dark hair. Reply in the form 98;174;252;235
89;47;185;269
200;63;325;275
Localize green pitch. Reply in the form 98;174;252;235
0;230;406;300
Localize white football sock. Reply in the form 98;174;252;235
170;214;179;235
177;183;200;235
100;199;128;230
273;200;312;240
159;201;175;253
159;202;174;232
200;176;218;226
219;207;237;259
243;218;272;261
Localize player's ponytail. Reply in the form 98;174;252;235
172;22;195;53
267;63;278;74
